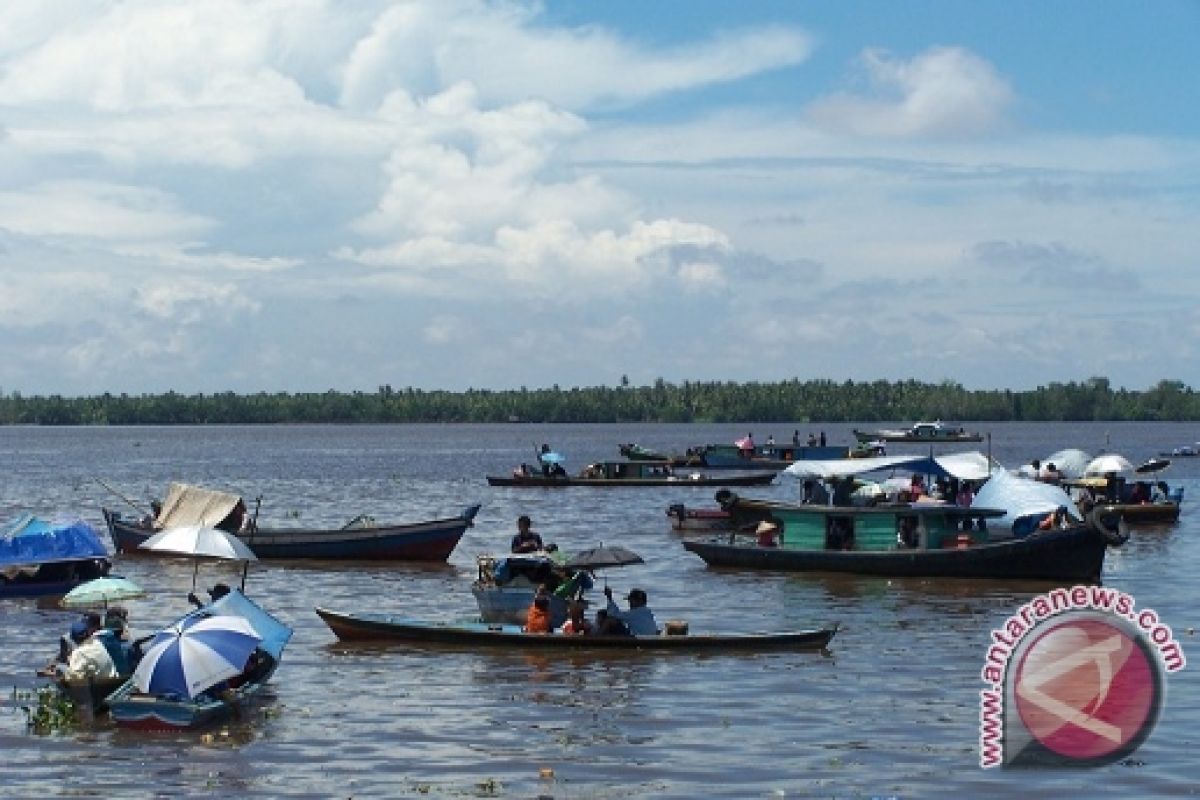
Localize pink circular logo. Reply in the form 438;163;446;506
1013;615;1161;764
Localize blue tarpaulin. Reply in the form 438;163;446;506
0;514;110;567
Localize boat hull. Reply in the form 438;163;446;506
665;503;733;532
106;677;274;732
1097;502;1181;524
683;525;1111;582
103;505;478;561
0;559;111;599
486;473;775;488
315;608;837;652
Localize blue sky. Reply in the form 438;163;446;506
1;1;1197;395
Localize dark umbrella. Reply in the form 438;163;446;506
564;544;644;571
1136;458;1170;475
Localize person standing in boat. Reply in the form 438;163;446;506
510;515;544;553
603;585;658;636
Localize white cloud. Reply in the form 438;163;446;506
133;280;261;323
423;314;466;345
0;180;211;240
807;46;1014;138
0;3;1194;394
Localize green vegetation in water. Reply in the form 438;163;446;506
2;376;1198;424
14;685;79;734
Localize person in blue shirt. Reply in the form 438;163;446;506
603;585;658;636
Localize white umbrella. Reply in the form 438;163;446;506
140;525;258;562
1043;449;1091;479
140;525;257;590
1084;454;1134;476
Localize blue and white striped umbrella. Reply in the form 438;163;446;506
133;614;261;699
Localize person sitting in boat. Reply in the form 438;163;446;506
806;433;817;447
832;476;856;507
524;587;553;634
756;520;780;548
188;582;231;609
560;601;593;635
1152;481;1170;504
956;482;975;507
552;568;593;602
56;612;102;665
1038;506;1071;531
603;585;658;636
510;515;545;554
1129;481;1150;504
801;479;829;505
1039;462;1063;484
593;608;629;636
897;516;919;549
908;474;926;501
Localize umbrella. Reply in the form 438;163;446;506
1043;448;1091;479
140;525;257;590
133;614;261;699
1136;458;1171;475
1084;454;1134;476
140;525;258;562
563;544;644;571
61;576;145;609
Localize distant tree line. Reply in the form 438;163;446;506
1;377;1197;425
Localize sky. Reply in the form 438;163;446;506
2;0;1198;395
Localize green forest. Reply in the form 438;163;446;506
1;377;1197;425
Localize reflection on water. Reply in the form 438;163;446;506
1;423;1197;797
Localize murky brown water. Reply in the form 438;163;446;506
1;422;1196;797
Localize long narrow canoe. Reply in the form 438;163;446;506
315;608;838;652
104;504;480;561
486;472;775;488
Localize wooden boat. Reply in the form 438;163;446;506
314;608;838;652
57;674;126;713
107;590;292;732
680;493;1125;582
103;501;480;561
853;422;982;444
619;443;671;461
1;515;111;599
666;502;734;532
1063;476;1183;525
622;442;856;471
487;461;775;487
471;554;578;626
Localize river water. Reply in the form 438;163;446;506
1;422;1196;798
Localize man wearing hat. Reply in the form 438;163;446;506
602;585;658;636
756;520;780;547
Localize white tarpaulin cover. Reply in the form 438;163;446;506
155;482;242;529
784;451;995;481
971;468;1083;533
